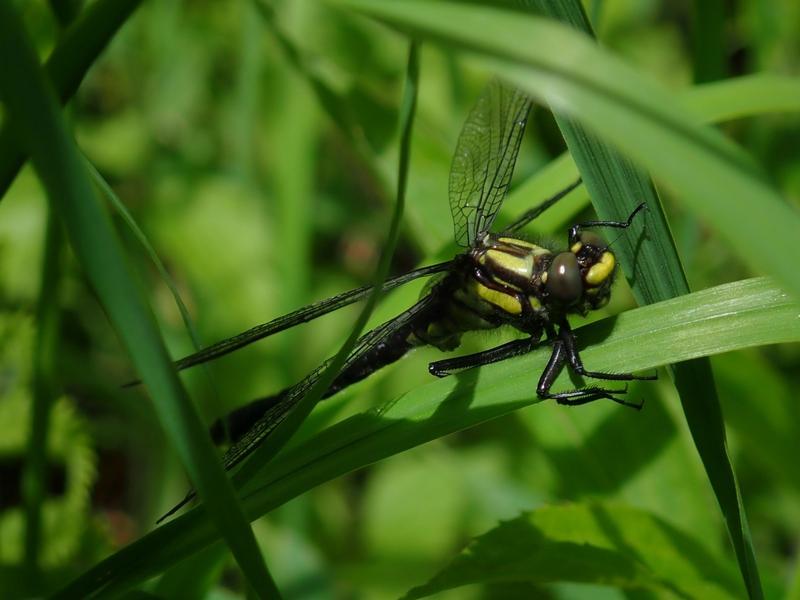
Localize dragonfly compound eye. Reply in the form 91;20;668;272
545;252;583;305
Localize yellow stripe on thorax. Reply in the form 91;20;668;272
474;280;522;315
497;238;550;256
484;249;533;279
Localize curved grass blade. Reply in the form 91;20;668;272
682;74;800;122
86;160;207;360
326;3;796;596
0;5;279;596
243;278;800;510
496;72;800;236
23;211;64;578
0;0;143;200
227;40;422;496
513;3;760;599
52;276;800;597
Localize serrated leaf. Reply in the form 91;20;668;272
404;502;742;599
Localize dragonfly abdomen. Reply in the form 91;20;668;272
212;329;418;446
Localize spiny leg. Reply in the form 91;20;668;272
558;320;657;383
536;335;640;409
429;337;538;377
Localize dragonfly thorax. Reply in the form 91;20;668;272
465;231;618;324
411;231;619;352
473;235;551;289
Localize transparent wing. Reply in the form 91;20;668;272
125;261;452;387
219;291;441;472
449;80;531;247
157;291;444;522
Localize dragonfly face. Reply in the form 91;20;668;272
418;228;619;354
547;231;617;314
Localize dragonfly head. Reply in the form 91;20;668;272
544;231;615;314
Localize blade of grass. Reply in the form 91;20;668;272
682;74;800;122
251;0;365;147
690;0;727;83
327;3;791;596
249;0;395;238
86;160;208;359
0;0;143;200
52;276;800;596
333;0;799;297
514;3;760;599
498;72;800;234
20;10;80;576
22;3;79;582
88;158;225;410
22;211;64;582
0;5;279;597
230;40;421;494
244;278;800;509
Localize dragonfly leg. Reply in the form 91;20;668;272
429;337;538;377
568;202;647;246
558;320;657;383
536;329;642;409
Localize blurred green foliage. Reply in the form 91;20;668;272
0;0;799;598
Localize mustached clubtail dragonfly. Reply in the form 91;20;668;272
154;80;654;520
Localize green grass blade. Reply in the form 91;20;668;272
251;0;364;147
22;211;64;578
244;278;799;507
518;4;760;599
230;41;422;496
682;74;800;122
51;276;800;595
23;0;79;571
86;160;207;357
0;5;280;597
0;0;143;200
690;0;727;83
333;0;800;298
498;72;800;232
326;3;790;596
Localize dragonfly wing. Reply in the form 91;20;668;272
156;290;444;523
218;290;443;472
122;261;453;389
449;80;531;247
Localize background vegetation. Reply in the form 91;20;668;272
0;0;799;598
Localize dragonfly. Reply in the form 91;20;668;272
156;80;654;520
